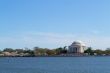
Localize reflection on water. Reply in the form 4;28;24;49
0;57;110;73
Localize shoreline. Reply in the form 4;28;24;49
0;55;110;57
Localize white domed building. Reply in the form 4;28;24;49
68;41;86;53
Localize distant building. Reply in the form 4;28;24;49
68;41;86;53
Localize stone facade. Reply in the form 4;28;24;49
68;41;86;53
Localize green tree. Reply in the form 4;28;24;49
15;49;24;54
3;48;15;53
55;46;68;54
94;49;104;55
105;48;110;55
84;47;94;55
55;47;63;55
46;50;56;56
62;46;68;54
0;50;2;54
34;47;47;56
23;49;34;56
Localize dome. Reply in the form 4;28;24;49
71;41;86;46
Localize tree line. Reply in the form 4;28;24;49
84;47;110;55
0;46;110;56
0;46;68;56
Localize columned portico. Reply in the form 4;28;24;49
68;41;86;53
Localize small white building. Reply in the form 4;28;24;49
68;41;86;53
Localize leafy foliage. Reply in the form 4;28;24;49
1;46;110;56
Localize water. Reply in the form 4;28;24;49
0;57;110;73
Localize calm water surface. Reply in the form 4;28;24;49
0;57;110;73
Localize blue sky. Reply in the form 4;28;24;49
0;0;110;49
